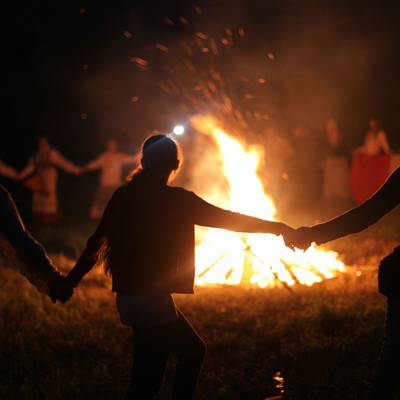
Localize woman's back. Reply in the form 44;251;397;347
105;182;197;294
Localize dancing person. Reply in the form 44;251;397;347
290;167;400;399
322;119;349;201
0;184;72;303
62;135;295;399
83;139;135;219
358;118;391;156
19;137;81;223
0;160;17;180
350;118;392;203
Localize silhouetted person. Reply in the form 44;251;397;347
64;135;294;399
290;167;400;399
322;119;349;201
0;184;72;302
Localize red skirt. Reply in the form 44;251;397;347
349;153;391;203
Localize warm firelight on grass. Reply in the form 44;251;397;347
191;115;345;288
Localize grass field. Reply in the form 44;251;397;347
1;207;400;399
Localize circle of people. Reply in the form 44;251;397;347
0;117;393;223
265;117;393;206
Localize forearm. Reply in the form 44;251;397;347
64;232;105;287
313;182;399;244
65;254;96;287
205;209;287;235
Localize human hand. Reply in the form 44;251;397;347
284;226;315;250
49;277;74;304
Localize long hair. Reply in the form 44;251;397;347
102;135;181;275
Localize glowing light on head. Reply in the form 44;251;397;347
173;125;185;135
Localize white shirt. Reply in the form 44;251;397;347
86;151;135;187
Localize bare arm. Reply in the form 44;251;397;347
84;155;103;172
18;159;35;180
120;153;136;165
51;150;81;174
0;185;61;293
188;191;290;236
0;161;17;179
379;132;391;154
311;167;400;244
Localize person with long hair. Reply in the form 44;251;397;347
63;134;295;399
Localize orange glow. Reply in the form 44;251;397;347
191;116;345;288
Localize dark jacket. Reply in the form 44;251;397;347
66;179;285;294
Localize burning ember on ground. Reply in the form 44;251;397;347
191;116;345;288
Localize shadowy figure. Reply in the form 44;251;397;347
19;136;81;223
83;139;136;220
64;135;294;399
0;184;72;303
288;167;400;399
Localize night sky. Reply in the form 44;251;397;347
2;0;400;215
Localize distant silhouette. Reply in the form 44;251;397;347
19;137;81;223
83;139;136;219
64;135;294;399
357;118;391;156
0;184;72;302
290;167;400;399
322;119;349;201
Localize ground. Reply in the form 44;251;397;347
0;206;399;399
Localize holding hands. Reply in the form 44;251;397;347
49;277;74;304
281;225;317;250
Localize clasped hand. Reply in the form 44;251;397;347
281;225;316;250
49;277;74;304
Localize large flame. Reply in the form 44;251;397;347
191;116;345;288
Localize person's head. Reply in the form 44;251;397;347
129;135;180;184
325;119;339;144
37;136;50;151
106;139;118;152
368;118;381;133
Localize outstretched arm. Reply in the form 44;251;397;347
51;150;81;175
188;191;292;237
307;167;400;245
83;155;104;172
0;160;17;179
0;185;69;300
18;159;35;180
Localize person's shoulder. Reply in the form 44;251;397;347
166;186;196;200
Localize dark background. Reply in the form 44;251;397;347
2;0;400;216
